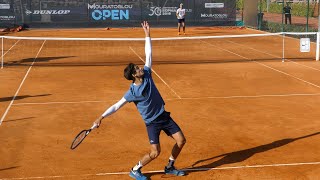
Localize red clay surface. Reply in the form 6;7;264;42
1;27;320;180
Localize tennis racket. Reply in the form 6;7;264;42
70;124;97;150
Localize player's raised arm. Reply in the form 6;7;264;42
93;97;127;127
141;21;152;68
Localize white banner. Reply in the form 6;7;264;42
300;38;310;52
0;4;10;9
205;3;224;8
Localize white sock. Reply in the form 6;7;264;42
167;157;175;168
132;161;143;171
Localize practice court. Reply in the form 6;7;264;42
1;27;320;179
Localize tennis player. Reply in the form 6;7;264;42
93;21;186;180
176;3;186;35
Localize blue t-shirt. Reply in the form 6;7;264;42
124;66;165;124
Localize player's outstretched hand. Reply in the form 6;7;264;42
141;21;150;37
93;116;103;128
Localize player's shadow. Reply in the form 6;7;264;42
4;56;75;66
184;131;320;174
3;117;35;123
0;94;51;102
0;166;19;171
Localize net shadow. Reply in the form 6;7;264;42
0;94;51;102
3;57;314;67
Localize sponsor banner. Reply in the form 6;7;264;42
205;3;224;8
4;0;236;27
88;4;132;21
201;14;227;19
0;15;15;21
88;4;133;9
0;4;10;9
148;6;192;17
25;9;71;15
197;0;236;21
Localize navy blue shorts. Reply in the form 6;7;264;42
178;18;185;23
146;111;181;144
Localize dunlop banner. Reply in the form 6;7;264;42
0;0;236;28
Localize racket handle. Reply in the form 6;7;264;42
91;124;98;130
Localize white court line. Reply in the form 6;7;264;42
0;161;319;180
10;93;320;106
129;46;181;99
227;40;320;72
0;40;46;125
12;100;109;106
1;40;21;67
201;40;320;89
1;40;20;58
166;92;320;100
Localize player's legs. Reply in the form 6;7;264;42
182;21;186;35
141;144;161;165
288;14;291;24
161;112;186;176
177;22;181;35
130;120;162;179
164;131;186;176
170;131;186;160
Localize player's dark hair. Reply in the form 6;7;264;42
124;63;136;81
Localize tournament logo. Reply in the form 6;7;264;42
88;3;131;21
91;9;129;20
148;6;192;17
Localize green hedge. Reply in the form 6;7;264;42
236;0;316;17
261;21;318;32
262;2;315;17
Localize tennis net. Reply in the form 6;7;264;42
1;32;319;69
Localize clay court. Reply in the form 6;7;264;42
1;27;320;180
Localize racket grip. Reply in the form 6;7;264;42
91;124;98;129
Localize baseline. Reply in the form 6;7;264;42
0;161;319;180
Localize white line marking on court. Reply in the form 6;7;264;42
227;40;320;72
129;46;181;99
201;40;320;89
12;100;109;106
0;40;46;125
10;93;320;106
167;93;320;100
0;161;319;180
1;40;20;58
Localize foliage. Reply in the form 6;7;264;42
238;0;316;17
236;0;244;10
261;21;318;32
261;0;316;17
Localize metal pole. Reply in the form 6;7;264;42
317;32;319;61
306;0;310;32
282;0;284;32
267;0;269;13
1;37;3;69
318;0;320;31
259;0;262;30
282;33;285;62
317;1;320;61
19;0;24;24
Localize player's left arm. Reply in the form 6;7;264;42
141;21;152;68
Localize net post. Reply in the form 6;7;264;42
317;32;320;61
1;36;3;69
282;32;285;62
